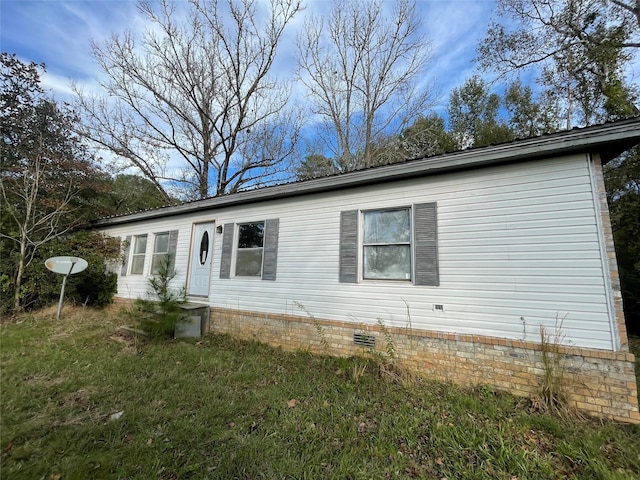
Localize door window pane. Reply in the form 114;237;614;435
199;231;210;265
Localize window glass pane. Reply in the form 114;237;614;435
235;249;263;276
131;255;145;275
199;231;210;265
134;235;147;254
151;253;168;275
363;245;410;280
154;233;169;253
238;223;264;248
363;210;410;244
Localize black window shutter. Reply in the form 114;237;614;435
121;235;131;276
219;223;235;279
262;219;279;281
168;230;179;276
339;210;358;283
414;202;439;286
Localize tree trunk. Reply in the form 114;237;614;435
200;161;209;199
13;236;27;312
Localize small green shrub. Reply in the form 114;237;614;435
134;254;186;338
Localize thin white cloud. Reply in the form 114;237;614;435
1;1;143;94
2;0;497;106
40;71;76;98
420;1;496;103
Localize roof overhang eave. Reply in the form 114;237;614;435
93;117;640;227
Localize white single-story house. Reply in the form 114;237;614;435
94;117;640;423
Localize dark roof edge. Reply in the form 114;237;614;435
93;117;640;227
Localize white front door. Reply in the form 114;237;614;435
188;222;214;297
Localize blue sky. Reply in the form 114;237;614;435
1;0;500;190
1;0;497;107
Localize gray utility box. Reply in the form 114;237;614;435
175;302;210;339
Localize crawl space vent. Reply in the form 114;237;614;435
353;333;376;348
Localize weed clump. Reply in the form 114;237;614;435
537;316;568;414
294;301;329;351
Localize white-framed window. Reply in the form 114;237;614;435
235;222;265;277
130;235;148;275
219;219;279;281
340;203;438;286
362;208;411;280
151;232;170;275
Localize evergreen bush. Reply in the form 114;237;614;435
134;254;186;338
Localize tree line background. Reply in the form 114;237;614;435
2;0;639;334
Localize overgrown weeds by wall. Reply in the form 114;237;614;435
208;305;640;423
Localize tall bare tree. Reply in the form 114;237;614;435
74;0;302;200
296;0;433;171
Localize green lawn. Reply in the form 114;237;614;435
1;307;639;479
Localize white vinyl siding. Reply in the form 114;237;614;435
99;154;616;350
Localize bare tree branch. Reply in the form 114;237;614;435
75;0;302;199
296;0;434;172
477;0;640;126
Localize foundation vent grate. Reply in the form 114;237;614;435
353;333;376;348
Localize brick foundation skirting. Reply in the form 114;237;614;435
209;306;640;424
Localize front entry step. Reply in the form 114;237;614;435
174;302;210;338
